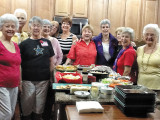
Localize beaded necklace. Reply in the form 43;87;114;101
141;46;154;71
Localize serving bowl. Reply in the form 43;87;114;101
100;86;114;95
74;91;90;98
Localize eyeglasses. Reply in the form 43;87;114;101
144;33;156;38
62;22;70;26
31;24;42;28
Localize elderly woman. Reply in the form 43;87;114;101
115;27;137;54
50;20;59;38
65;25;97;65
137;24;160;109
12;8;28;44
115;27;125;53
0;14;21;120
57;16;78;64
42;19;63;66
113;27;136;83
19;16;54;120
93;19;118;67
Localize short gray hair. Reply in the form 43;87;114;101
0;13;19;30
42;19;52;26
122;27;134;41
143;24;159;37
100;19;111;28
14;8;27;19
29;16;43;27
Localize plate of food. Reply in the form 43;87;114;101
101;78;133;88
55;72;83;84
56;65;77;72
52;83;91;94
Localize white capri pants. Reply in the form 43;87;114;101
21;80;49;116
0;87;18;120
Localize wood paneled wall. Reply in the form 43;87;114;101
0;0;160;41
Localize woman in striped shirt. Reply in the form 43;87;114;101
57;16;77;64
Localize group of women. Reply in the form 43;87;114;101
0;8;160;120
0;9;63;120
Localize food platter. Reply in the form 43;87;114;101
101;78;133;88
56;65;77;72
55;72;83;84
52;83;91;93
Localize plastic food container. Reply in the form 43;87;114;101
91;82;105;89
100;86;114;95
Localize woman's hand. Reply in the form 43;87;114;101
72;35;78;45
123;66;131;76
64;58;72;65
131;41;136;47
18;81;22;93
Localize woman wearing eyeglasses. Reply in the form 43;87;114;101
19;16;54;119
57;16;78;64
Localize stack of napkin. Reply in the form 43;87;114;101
76;101;104;113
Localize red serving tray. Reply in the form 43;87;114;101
55;72;83;84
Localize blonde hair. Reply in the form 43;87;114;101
115;27;125;35
82;24;93;34
50;21;59;37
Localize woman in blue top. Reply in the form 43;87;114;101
93;19;118;67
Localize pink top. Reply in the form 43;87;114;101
0;41;21;88
50;37;63;66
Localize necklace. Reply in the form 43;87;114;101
141;47;154;71
102;37;109;43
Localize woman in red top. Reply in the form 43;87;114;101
113;27;136;83
65;25;97;65
0;14;21;120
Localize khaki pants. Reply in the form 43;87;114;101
21;80;49;116
0;87;18;120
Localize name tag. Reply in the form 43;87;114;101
41;41;48;46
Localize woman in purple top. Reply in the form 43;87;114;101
93;19;118;67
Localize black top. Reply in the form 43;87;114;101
19;38;54;81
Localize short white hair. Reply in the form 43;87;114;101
0;13;19;30
143;24;159;37
14;8;27;19
122;27;134;41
